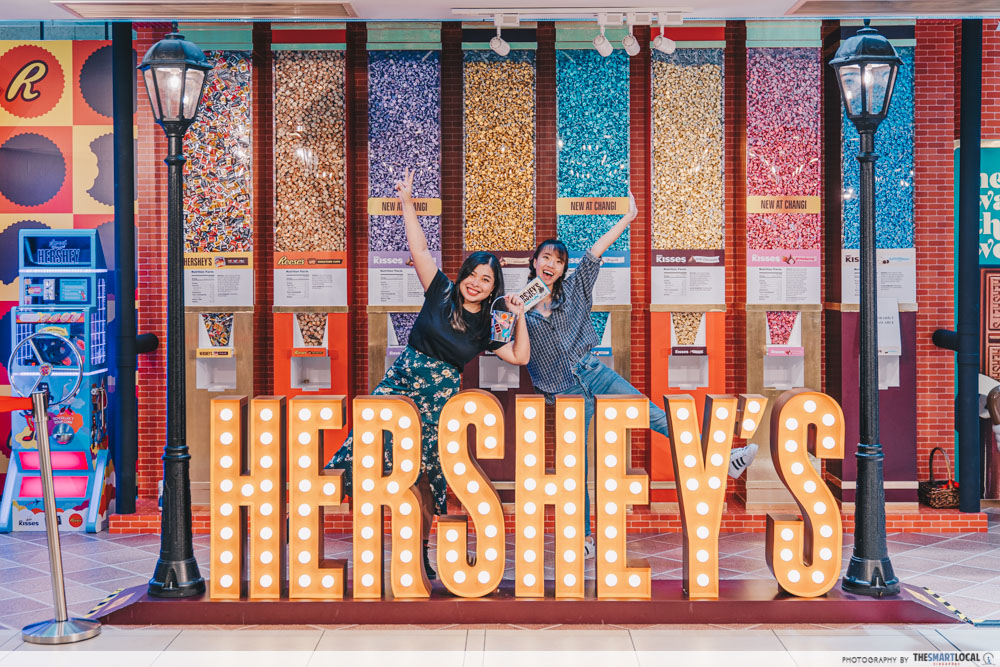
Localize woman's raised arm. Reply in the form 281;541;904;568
397;167;439;291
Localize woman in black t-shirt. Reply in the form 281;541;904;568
325;168;529;579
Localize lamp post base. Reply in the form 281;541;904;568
148;557;206;598
842;555;900;598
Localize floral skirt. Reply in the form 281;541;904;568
325;345;461;516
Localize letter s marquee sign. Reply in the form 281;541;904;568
209;388;846;601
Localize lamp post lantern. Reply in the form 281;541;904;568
138;32;211;598
830;20;903;598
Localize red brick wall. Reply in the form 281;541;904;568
535;23;557;242
914;20;959;480
724;22;747;400
346;24;369;398
629;27;652;468
253;23;275;397
441;24;463;277
134;23;173;500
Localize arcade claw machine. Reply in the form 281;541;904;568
0;229;113;532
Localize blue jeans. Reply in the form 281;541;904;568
546;352;670;537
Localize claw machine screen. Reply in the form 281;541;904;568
1;230;113;532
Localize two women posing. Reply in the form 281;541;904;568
326;171;755;573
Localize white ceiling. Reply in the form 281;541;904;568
7;0;1000;23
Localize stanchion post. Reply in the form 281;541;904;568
21;390;101;644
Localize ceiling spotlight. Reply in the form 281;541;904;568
593;28;613;57
490;13;512;56
622;15;640;57
652;34;676;54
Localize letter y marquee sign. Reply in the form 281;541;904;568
209;388;847;601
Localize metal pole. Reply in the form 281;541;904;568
111;20;137;514
21;390;101;644
957;19;982;513
148;132;204;598
842;129;900;598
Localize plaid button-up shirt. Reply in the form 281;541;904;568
524;250;602;394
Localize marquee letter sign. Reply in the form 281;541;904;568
515;395;586;598
595;396;651;599
287;396;347;599
665;393;767;598
765;389;845;598
210;396;286;600
351;396;428;599
208;388;846;602
437;390;506;598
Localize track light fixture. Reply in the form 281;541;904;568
593;14;614;57
490;12;513;56
653;11;680;54
622;14;640;57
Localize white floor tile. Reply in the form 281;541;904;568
164;629;322;652
154;651;313;667
2;650;160;667
13;628;179;652
315;629;468;652
637;650;797;667
936;626;1000;651
484;650;639;667
775;631;937;651
630;628;785;651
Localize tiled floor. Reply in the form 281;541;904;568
1;511;999;663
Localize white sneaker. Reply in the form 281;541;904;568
583;537;596;559
728;443;758;479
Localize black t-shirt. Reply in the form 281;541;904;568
408;270;505;369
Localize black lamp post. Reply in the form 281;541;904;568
830;20;903;598
138;32;211;598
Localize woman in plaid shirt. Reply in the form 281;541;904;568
524;192;757;558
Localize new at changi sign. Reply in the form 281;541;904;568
209;389;845;602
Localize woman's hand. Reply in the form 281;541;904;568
505;294;526;317
395;167;415;206
624;190;637;224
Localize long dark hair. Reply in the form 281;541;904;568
527;239;569;304
444;251;504;333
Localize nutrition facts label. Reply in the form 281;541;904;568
273;252;347;307
651;250;725;306
368;251;443;306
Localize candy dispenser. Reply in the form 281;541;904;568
271;48;351;465
646;29;728;504
182;50;256;504
742;23;824;511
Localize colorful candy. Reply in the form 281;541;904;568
746;48;821;251
203;312;234;347
766;311;797;346
463;50;536;251
274;51;347;253
841;47;914;250
556;49;630;252
652;49;725;250
296;312;326;347
184;51;253;253
368;51;441;252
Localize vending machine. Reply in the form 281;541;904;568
0;229;113;532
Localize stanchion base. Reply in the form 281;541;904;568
21;618;101;644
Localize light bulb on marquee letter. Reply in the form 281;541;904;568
765;389;845;598
287;396;347;599
595;396;651;600
210;396;286;600
437;390;506;597
515;395;586;598
352;396;429;599
666;393;766;598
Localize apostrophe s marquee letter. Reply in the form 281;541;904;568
287;396;347;599
437;390;506;598
352;396;429;600
766;390;845;598
666;394;766;598
210;396;286;600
